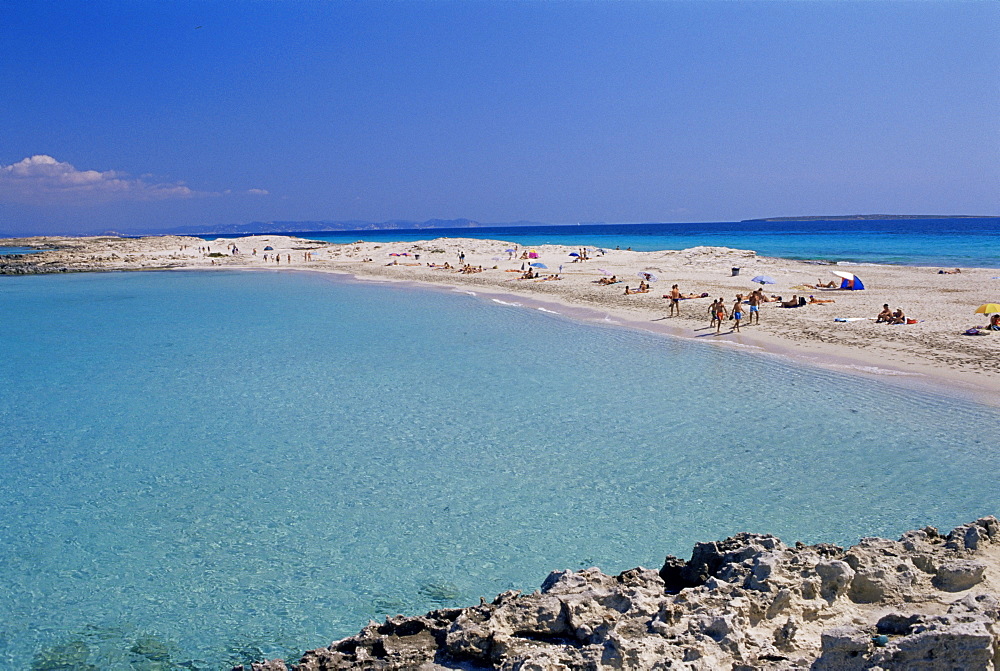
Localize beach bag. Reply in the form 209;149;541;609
906;319;918;324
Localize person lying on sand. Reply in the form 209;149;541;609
816;279;838;288
990;314;1000;331
808;295;836;304
596;275;618;285
666;292;710;299
938;268;962;274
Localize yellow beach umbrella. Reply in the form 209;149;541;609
974;303;1000;314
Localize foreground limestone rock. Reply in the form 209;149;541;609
236;517;1000;670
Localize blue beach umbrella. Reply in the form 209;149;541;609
530;262;547;269
569;252;580;257
751;275;776;285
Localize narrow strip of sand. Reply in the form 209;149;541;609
4;234;998;404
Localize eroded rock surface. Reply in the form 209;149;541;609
236;517;1000;670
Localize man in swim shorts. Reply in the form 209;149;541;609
747;290;761;325
713;298;727;334
669;284;681;316
731;295;743;332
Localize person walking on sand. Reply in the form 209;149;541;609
747;290;761;325
669;284;681;316
713;298;728;334
731;295;744;332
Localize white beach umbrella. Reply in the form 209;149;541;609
830;270;855;281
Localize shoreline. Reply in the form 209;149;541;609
240;516;1000;670
3;233;999;405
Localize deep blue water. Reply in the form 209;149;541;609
243;218;1000;268
2;269;999;669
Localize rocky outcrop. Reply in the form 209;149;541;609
236;517;1000;670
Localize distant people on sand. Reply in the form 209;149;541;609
668;284;681;316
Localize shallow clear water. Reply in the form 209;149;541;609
0;247;46;256
2;270;999;669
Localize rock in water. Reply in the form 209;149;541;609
235;516;1000;670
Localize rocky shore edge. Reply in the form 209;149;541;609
235;517;1000;670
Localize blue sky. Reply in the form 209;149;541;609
1;0;997;235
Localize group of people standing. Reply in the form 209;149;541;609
707;290;764;333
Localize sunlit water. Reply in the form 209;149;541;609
2;270;998;669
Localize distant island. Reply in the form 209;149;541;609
742;214;997;223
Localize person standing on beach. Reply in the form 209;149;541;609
747;290;761;325
713;298;727;334
731;295;744;332
669;284;681;316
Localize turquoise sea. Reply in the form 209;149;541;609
2;267;1000;669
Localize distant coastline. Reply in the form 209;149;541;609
742;214;998;223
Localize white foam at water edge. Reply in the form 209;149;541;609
453;289;476;296
536;307;560;314
491;299;522;307
828;364;922;377
706;340;764;351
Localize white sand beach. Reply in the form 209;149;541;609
4;234;999;403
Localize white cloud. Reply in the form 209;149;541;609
246;188;269;196
0;155;206;204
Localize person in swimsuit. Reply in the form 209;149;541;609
747;290;761;325
731;295;743;332
714;298;728;334
876;304;892;323
669;284;681;316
